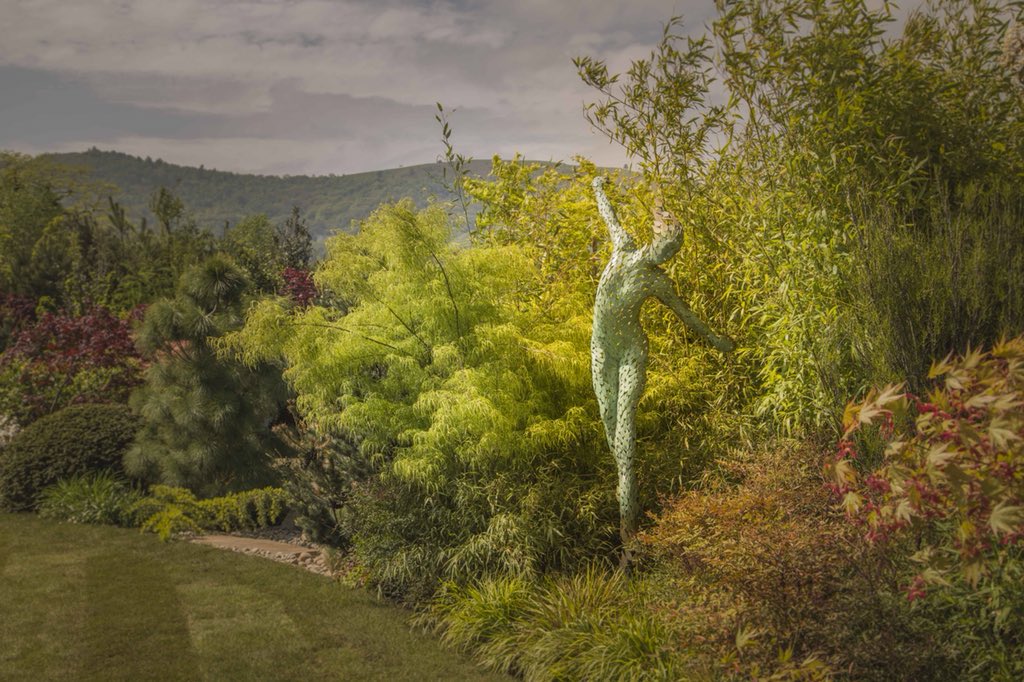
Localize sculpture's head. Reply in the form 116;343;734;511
647;204;684;264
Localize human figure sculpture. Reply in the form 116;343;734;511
590;176;735;564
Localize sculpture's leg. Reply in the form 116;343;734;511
613;350;647;567
590;343;619;452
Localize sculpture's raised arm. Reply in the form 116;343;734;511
592;176;634;251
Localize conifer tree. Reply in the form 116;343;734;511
0;153;69;299
222;214;281;293
276;205;313;269
126;255;288;495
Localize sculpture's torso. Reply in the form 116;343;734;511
592;248;663;359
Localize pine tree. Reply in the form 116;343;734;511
126;255;289;495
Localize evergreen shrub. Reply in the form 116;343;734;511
0;403;138;511
273;426;368;547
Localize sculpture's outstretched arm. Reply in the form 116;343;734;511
652;271;735;352
592;176;634;251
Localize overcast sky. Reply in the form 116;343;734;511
1;0;918;176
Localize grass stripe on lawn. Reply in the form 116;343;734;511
81;548;202;680
178;578;306;679
0;514;507;681
1;515;90;679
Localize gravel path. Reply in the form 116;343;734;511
190;529;334;576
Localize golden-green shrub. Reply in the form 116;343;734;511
127;486;206;540
128;485;290;541
200;487;290;532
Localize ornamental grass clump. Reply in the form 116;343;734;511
38;472;141;526
423;567;679;681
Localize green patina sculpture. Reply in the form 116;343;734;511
590;176;735;561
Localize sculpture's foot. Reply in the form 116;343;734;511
618;545;634;575
618;520;636;574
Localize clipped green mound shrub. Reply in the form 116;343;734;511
38;472;141;526
0;403;139;511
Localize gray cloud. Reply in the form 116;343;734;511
0;66;203;146
0;0;924;175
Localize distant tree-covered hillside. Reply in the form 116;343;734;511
42;149;503;245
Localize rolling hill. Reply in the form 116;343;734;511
42;148;503;244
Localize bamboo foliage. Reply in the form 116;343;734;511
223;200;617;594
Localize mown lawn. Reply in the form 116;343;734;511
0;514;506;681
